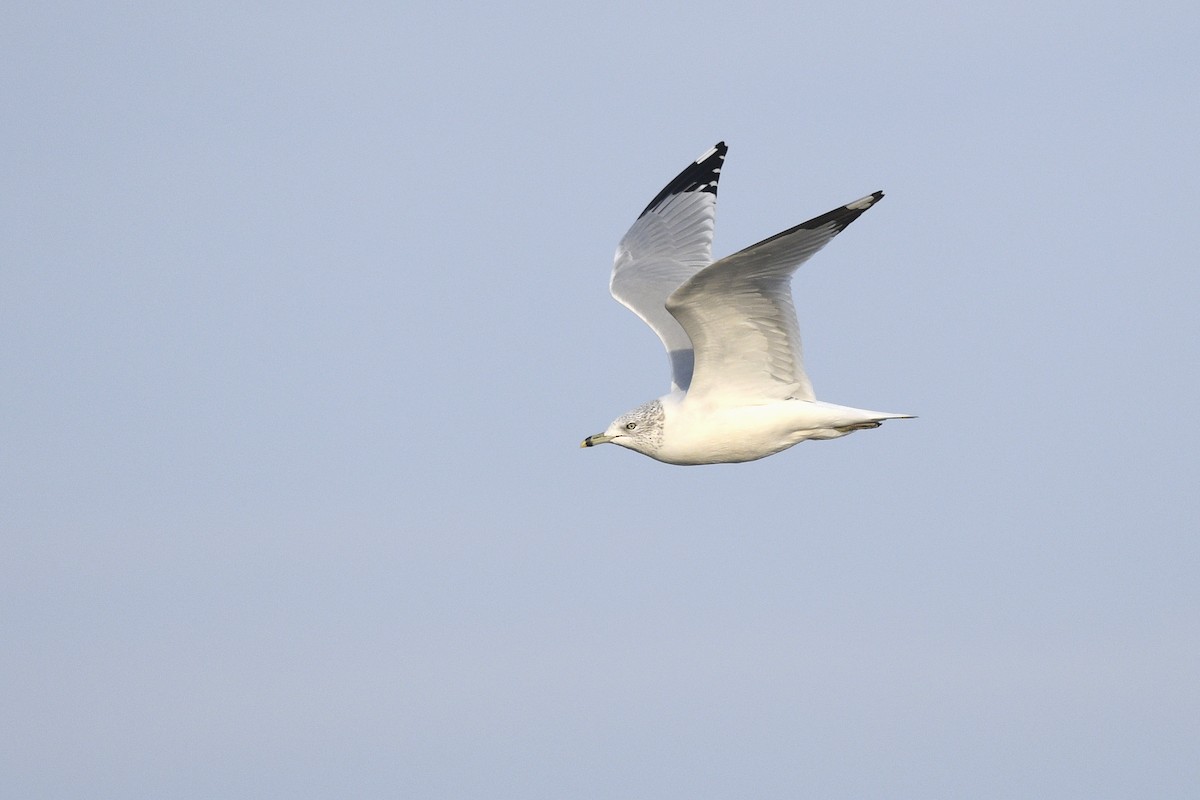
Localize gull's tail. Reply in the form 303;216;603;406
802;402;915;440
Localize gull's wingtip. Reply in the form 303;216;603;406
638;142;728;219
788;190;884;236
697;141;728;162
846;190;885;211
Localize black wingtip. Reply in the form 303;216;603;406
803;190;885;234
731;189;884;253
638;142;728;219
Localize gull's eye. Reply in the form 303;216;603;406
625;422;638;431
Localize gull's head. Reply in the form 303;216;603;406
581;399;665;457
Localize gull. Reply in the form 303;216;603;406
581;142;912;465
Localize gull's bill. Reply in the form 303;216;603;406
580;433;612;448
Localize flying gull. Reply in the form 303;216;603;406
582;142;912;464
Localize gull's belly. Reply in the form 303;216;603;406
654;402;813;465
652;399;887;465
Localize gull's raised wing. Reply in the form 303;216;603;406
610;142;726;392
666;192;884;403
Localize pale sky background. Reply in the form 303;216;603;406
3;2;1198;798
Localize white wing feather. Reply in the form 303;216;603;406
610;143;726;392
666;192;884;403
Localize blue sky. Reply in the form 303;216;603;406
3;2;1198;798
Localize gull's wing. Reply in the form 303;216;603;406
666;191;884;403
610;142;727;392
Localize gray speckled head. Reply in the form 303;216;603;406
581;399;664;455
